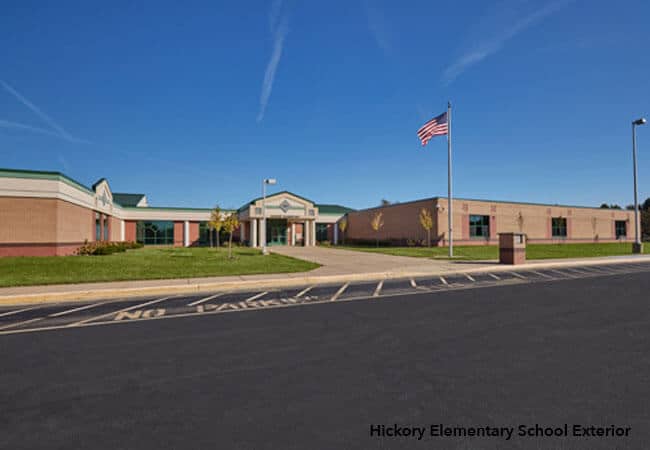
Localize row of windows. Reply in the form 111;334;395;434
136;221;174;245
468;216;627;239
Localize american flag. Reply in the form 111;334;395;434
417;111;448;146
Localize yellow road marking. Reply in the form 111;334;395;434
69;296;174;326
330;283;349;301
373;280;383;297
188;293;224;307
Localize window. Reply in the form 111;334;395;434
103;216;109;241
469;215;490;238
615;220;626;239
95;213;101;241
552;217;567;237
316;223;329;242
136;221;174;245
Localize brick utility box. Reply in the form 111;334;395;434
499;232;526;265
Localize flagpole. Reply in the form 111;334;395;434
447;101;453;258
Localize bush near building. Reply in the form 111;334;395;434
76;241;143;256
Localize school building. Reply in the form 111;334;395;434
0;167;637;256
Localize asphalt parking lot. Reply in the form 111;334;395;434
1;261;649;335
1;262;650;449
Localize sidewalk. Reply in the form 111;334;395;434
1;252;649;306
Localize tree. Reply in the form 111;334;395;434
419;208;433;247
208;205;224;248
370;211;384;248
600;203;610;209
222;213;240;259
380;199;391;206
642;197;650;211
338;217;348;245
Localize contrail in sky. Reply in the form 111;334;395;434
257;2;289;123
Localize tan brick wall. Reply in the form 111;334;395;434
345;197;637;245
56;199;94;243
0;197;59;243
109;216;121;241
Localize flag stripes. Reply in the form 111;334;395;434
417;111;448;146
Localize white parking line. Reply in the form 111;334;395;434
0;305;41;318
531;270;553;278
188;293;224;307
488;273;501;280
439;276;448;286
373;280;384;297
0;317;44;331
49;302;108;317
245;292;268;303
464;273;476;282
69;296;174;326
330;283;349;301
296;286;313;298
549;269;576;278
510;272;527;280
410;278;418;288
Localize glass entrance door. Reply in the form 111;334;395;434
266;219;287;246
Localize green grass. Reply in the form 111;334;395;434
336;242;649;261
0;247;320;288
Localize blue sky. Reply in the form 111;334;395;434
1;0;649;210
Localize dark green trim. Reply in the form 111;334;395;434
316;204;356;214
121;206;222;212
113;193;146;207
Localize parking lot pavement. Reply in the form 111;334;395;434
0;261;649;336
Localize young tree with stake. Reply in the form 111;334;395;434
370;211;384;248
419;208;433;247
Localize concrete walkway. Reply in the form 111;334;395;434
268;245;488;276
0;247;649;306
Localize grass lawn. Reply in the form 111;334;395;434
0;247;320;288
336;242;650;261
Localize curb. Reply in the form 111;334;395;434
1;256;649;307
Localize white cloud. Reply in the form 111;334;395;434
443;0;573;84
257;5;289;123
0;79;89;143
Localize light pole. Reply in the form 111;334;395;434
632;118;646;254
262;178;277;255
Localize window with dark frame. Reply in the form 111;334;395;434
552;217;567;237
469;215;490;238
95;212;101;241
615;220;627;238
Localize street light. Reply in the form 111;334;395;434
262;178;277;255
632;118;646;253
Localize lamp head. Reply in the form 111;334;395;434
264;178;277;185
633;118;647;126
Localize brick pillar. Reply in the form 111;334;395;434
173;222;184;246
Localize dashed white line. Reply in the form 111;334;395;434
439;276;449;286
510;272;527;280
464;273;476;282
488;273;501;280
296;286;313;298
0;305;41;318
373;280;384;297
49;301;108;317
549;269;576;278
530;270;553;279
245;291;268;303
0;317;44;331
330;283;349;301
69;296;174;326
188;293;224;307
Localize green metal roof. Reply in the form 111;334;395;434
316;204;356;215
112;193;146;207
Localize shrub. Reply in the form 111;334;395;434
76;241;142;256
